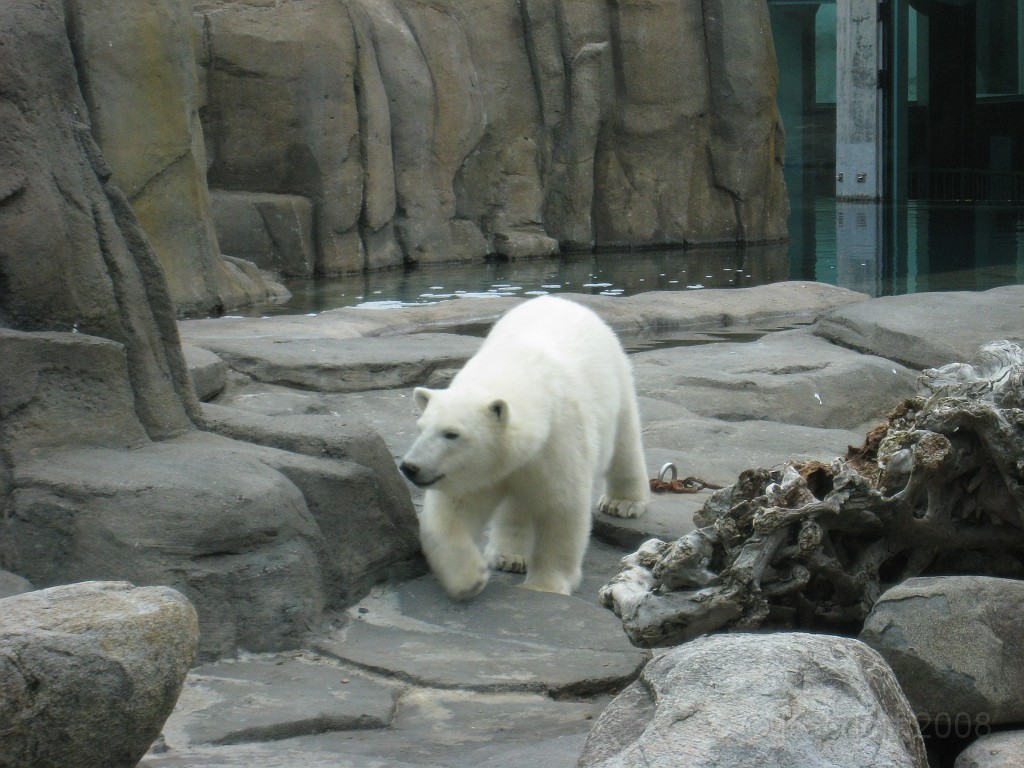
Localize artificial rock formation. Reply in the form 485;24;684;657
65;0;284;316
5;0;787;315
600;341;1024;647
194;0;788;274
0;0;420;660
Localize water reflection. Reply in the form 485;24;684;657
244;199;1024;316
795;198;1024;296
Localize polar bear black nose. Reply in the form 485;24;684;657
399;461;420;482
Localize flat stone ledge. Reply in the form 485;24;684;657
814;285;1024;370
191;334;482;393
314;576;649;696
159;654;397;748
182;344;227;401
631;328;918;430
593;491;703;552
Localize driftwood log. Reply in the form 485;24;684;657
601;341;1024;647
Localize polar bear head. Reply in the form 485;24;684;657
399;386;510;492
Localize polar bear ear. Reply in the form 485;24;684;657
414;387;434;411
488;399;509;425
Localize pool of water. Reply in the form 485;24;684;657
791;198;1024;296
243;199;1024;316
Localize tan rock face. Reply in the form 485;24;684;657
194;0;787;272
66;0;281;316
14;0;788;312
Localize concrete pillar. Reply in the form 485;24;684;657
835;0;883;200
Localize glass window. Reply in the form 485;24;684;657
815;4;837;104
907;9;928;104
976;0;1023;97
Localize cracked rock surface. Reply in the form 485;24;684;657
145;282;1024;766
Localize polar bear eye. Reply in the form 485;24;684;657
442;430;460;440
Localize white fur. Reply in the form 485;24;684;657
400;295;650;600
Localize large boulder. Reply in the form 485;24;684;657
860;576;1024;726
7;438;324;659
6;429;420;660
578;632;928;768
0;581;198;768
955;731;1024;768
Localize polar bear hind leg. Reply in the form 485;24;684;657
519;487;592;595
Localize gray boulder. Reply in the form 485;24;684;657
7;430;420;659
578;632;927;768
0;581;198;768
0;570;32;599
955;731;1024;768
860;576;1024;726
7;438;324;658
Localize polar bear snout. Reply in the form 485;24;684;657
399;460;445;488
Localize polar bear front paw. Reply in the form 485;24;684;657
487;549;527;574
598;495;647;519
439;563;490;601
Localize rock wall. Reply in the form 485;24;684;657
194;0;788;274
0;0;420;660
0;0;199;439
5;0;787;315
64;0;284;317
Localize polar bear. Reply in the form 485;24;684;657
399;295;649;600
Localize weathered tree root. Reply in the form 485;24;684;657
601;341;1024;647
